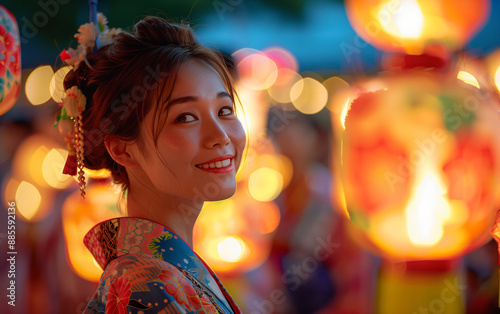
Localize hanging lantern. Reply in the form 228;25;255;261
340;70;500;261
344;0;490;55
0;5;21;115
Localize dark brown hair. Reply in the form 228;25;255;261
63;16;238;191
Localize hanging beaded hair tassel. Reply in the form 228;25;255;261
58;86;87;198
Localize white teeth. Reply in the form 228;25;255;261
198;158;232;169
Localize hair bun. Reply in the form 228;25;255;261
134;17;195;47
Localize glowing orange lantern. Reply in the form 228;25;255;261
194;181;280;275
62;181;120;282
0;5;21;115
340;70;500;261
344;0;490;55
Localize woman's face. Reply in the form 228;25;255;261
130;58;246;202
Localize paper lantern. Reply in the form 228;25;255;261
344;0;490;54
193;181;280;275
340;70;500;261
0;5;21;115
62;181;120;282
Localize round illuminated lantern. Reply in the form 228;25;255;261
344;0;490;55
340;70;500;261
0;5;21;115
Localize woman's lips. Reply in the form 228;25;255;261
196;156;234;173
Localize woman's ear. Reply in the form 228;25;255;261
105;138;139;167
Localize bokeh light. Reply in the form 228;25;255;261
236;51;278;90
262;47;298;72
218;236;245;262
248;167;283;202
25;65;54;105
2;176;54;222
15;181;41;220
267;68;302;104
290;77;328;114
12;134;61;188
42;148;74;189
50;66;72;103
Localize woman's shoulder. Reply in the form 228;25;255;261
83;253;219;314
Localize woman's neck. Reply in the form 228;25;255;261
125;187;203;247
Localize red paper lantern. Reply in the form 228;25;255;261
0;5;21;115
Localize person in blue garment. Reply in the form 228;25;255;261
60;16;245;314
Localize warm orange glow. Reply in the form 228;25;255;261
12;134;62;188
494;66;500;93
42;148;73;189
406;165;449;246
345;0;490;54
339;71;500;260
290;77;328;114
218;236;245;262
15;181;41;220
194;189;276;274
84;168;112;179
457;71;480;89
62;183;120;282
248;167;283;202
25;65;54;105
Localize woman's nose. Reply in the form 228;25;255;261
204;119;230;148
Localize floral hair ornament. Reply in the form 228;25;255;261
58;86;87;198
59;13;122;70
56;11;121;198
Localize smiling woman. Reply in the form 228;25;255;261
59;16;245;314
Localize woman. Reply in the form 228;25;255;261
61;16;245;313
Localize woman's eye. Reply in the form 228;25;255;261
219;106;234;116
176;113;196;123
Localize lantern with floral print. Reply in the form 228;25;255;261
0;5;21;115
341;70;500;261
344;0;490;55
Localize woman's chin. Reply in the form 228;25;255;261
204;186;237;202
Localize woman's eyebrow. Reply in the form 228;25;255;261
169;91;231;107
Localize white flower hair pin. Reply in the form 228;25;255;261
59;13;122;70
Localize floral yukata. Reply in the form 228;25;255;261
83;217;241;314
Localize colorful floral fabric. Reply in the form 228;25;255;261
83;217;241;314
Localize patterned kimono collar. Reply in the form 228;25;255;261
84;217;240;313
